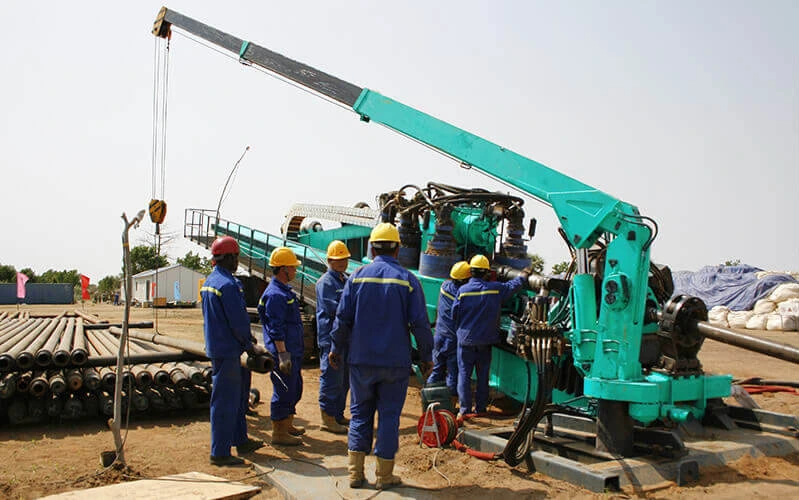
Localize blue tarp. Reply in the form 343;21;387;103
672;264;798;311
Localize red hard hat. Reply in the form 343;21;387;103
211;236;239;256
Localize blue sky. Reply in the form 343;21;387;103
0;1;796;281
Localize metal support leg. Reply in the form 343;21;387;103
596;400;634;457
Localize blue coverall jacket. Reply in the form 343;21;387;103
331;254;434;459
452;275;525;346
258;278;304;420
315;268;349;419
200;265;253;457
426;279;462;393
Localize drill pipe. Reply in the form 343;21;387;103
46;393;64;417
109;327;274;373
8;399;27;424
15;371;32;393
696;321;799;365
0;311;8;322
82;391;99;417
73;309;104;324
85;333;117;390
63;393;84;419
29;316;67;367
89;330;133;387
27;397;45;421
29;371;49;398
49;370;67;394
66;369;83;391
84;322;154;330
71;318;88;366
82;367;102;391
34;318;68;368
54;317;77;367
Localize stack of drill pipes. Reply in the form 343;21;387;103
90;330;134;390
94;329;162;389
70;318;88;366
33;317;68;368
31;316;67;368
72;309;105;325
53;317;77;367
86;332;116;390
9;319;48;371
0;320;39;371
108;330;190;387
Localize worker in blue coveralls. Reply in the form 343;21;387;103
315;240;351;435
452;254;528;417
258;246;306;446
426;261;471;400
329;222;434;490
201;236;266;466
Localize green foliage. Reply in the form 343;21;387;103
551;261;571;275
722;259;741;266
38;269;81;287
18;268;37;283
98;275;121;295
0;264;17;283
177;251;213;275
129;245;169;275
527;254;545;274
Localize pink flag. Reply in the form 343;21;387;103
16;272;29;299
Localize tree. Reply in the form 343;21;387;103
722;259;741;267
526;254;545;274
129;245;169;275
98;274;122;295
39;269;81;287
18;268;37;283
177;251;213;275
0;264;16;283
551;261;571;275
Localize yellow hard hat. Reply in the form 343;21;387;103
269;247;302;267
369;223;400;244
469;254;490;270
450;261;471;280
327;240;351;260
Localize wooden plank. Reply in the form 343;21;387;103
41;471;260;500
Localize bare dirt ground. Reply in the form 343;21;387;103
1;303;798;499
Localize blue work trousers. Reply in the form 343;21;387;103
270;354;303;421
348;365;409;459
210;358;250;457
457;344;492;415
319;345;349;419
426;334;458;396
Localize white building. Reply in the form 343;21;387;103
129;264;206;304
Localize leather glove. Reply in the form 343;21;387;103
277;351;292;374
328;351;342;370
520;267;533;280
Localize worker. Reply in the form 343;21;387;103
315;240;351;434
426;260;471;399
258;246;306;446
329;222;434;490
201;236;266;466
452;254;528;417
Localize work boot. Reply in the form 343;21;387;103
347;450;366;488
321;410;348;434
210;455;246;466
236;437;264;454
375;457;402;490
271;418;302;446
288;414;305;436
336;415;350;426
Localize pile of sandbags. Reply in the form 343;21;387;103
707;283;799;331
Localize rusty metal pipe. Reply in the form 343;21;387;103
66;369;83;391
29;371;49;398
0;372;18;399
54;317;77;367
63;393;83;419
71;318;88;366
84;322;154;330
696;321;799;365
82;367;101;391
49;370;67;394
15;371;32;393
4;319;46;370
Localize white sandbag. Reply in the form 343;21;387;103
728;310;753;329
708;306;729;327
777;298;799;315
769;283;799;302
745;313;768;330
753;299;776;314
766;313;798;331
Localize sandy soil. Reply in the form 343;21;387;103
1;303;798;499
